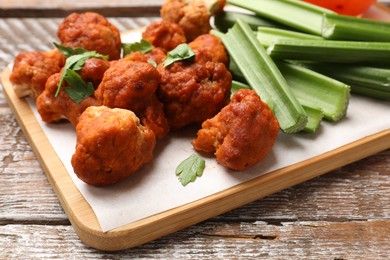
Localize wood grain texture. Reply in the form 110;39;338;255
1;220;390;259
0;0;162;17
1;14;390;258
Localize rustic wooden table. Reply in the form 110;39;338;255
1;1;390;258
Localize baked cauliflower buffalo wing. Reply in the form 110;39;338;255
192;89;280;171
142;20;187;53
36;57;109;126
36;72;100;127
78;57;111;88
71;106;156;186
57;12;121;60
160;0;226;41
95;55;169;138
10;49;65;99
157;50;231;130
189;34;229;66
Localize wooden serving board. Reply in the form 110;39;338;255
2;66;390;251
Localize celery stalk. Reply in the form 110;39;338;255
322;13;390;42
214;11;286;33
277;62;350;122
267;39;390;65
257;27;323;48
299;102;323;133
302;63;390;100
222;19;307;133
349;85;390;101
227;0;334;35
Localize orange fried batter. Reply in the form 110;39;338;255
36;72;100;127
160;0;212;41
192;89;280;170
142;20;187;52
10;49;65;99
95;55;169;138
189;34;229;66
78;58;110;88
57;12;121;60
71;106;156;186
157;52;231;130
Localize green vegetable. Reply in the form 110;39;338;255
277;62;350;122
63;69;95;104
227;0;334;35
322;13;390;42
348;85;390;100
163;43;195;67
56;52;108;96
302;63;390;100
299;103;323;133
222;19;307;133
53;42;87;57
122;39;153;56
257;27;322;48
267;39;390;65
214;10;286;33
175;154;205;186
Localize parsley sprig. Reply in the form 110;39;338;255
122;39;153;56
54;43;108;103
175;154;205;186
163;43;195;67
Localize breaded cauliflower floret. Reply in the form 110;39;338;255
161;0;226;41
189;34;229;66
192;89;280;170
10;49;65;99
142;20;187;53
57;12;121;60
36;72;100;127
78;57;110;88
157;51;231;130
95;55;169;138
71;106;156;186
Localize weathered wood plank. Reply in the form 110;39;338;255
1;221;389;258
215;150;390;223
0;0;162;17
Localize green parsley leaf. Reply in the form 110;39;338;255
53;42;88;57
63;69;94;104
175;154;205;186
163;43;195;67
122;39;153;56
148;59;158;68
55;50;108;98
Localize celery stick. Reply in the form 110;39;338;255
267;39;390;65
302;63;390;92
322;13;390;42
227;0;334;35
222;19;307;133
211;29;247;83
277;62;350;122
349;85;390;101
302;63;390;100
257;27;323;48
214;11;286;33
299;102;323;133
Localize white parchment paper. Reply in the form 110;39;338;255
24;31;390;232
